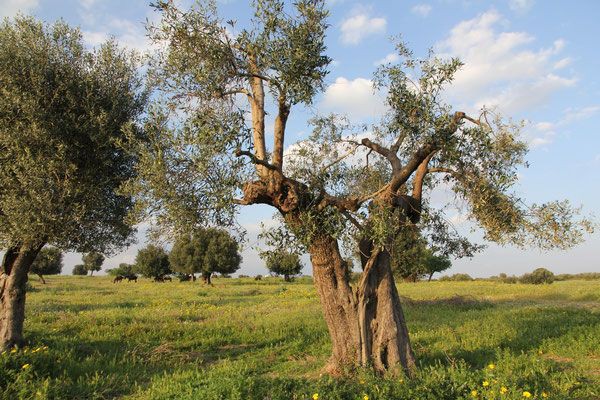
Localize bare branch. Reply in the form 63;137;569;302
235;149;279;171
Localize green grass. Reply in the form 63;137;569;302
1;277;599;399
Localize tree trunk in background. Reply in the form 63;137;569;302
309;235;416;376
284;274;290;282
0;243;44;350
37;274;46;284
202;272;211;285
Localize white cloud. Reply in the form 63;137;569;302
82;17;151;53
535;121;554;132
529;137;552;148
374;53;399;66
0;0;38;18
553;57;572;70
562;105;600;123
438;10;576;114
82;30;109;47
509;0;535;14
528;105;600;148
79;0;96;9
340;12;386;45
321;77;387;121
411;4;432;17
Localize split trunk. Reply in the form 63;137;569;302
309;235;416;376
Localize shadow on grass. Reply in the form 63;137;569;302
416;306;599;369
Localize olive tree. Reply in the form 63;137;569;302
128;0;591;375
0;17;146;349
72;265;87;276
170;229;241;284
261;250;303;281
82;252;104;276
29;247;63;284
134;245;171;279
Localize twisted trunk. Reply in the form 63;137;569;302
309;235;416;376
0;243;44;350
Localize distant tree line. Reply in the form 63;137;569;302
102;228;242;283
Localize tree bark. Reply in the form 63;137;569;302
309;236;416;376
202;272;212;285
309;236;361;375
0;243;44;350
356;249;416;375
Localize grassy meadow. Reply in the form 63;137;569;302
1;276;599;400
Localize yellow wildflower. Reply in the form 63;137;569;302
363;396;369;400
471;390;478;397
359;379;366;385
523;391;532;398
488;363;495;370
542;392;548;398
21;364;30;369
483;381;490;387
312;394;319;400
10;348;17;353
500;387;508;394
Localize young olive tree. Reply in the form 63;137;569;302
72;265;87;276
170;229;241;284
29;247;63;284
0;17;146;349
82;252;104;276
134;245;171;279
128;0;591;376
260;250;303;281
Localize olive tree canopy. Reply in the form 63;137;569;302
0;16;146;349
260;249;303;281
134;245;171;279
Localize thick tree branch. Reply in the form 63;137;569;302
361;138;401;171
411;152;436;203
389;111;476;192
272;95;290;170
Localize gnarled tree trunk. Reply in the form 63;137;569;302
309;235;416;376
0;243;44;350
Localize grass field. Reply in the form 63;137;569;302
1;276;599;400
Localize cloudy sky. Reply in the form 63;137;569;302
2;0;599;277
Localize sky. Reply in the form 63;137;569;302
2;0;599;277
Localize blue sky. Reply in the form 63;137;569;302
2;0;599;277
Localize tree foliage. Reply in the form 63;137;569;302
30;247;63;282
82;252;104;276
72;265;87;276
107;263;136;277
261;250;303;281
0;16;147;254
520;267;555;284
134;245;171;278
169;228;242;279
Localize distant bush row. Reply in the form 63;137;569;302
440;268;600;284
